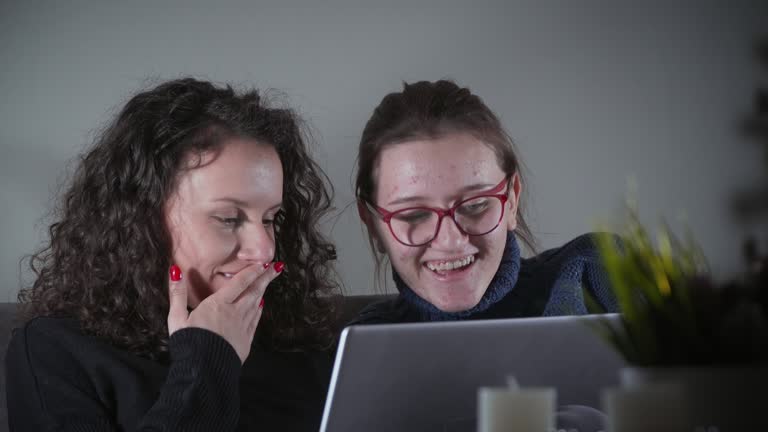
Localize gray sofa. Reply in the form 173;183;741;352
0;295;391;432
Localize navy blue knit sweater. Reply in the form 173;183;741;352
351;232;618;325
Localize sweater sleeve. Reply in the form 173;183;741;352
5;320;242;432
582;233;620;313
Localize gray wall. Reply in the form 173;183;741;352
1;0;766;301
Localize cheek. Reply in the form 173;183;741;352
378;233;419;266
388;243;425;275
172;226;237;269
394;247;421;265
198;230;238;260
473;233;505;261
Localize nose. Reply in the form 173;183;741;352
236;223;275;264
430;214;467;250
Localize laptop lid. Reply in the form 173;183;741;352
320;314;625;432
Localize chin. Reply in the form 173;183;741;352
431;291;483;313
437;304;468;313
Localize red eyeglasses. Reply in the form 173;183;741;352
363;176;511;247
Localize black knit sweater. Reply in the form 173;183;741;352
5;317;333;431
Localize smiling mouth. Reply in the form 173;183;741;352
425;255;476;274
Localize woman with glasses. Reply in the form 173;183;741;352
351;79;618;325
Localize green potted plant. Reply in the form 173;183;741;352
591;37;768;430
591;211;768;430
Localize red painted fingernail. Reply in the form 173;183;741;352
169;265;182;282
259;298;265;308
263;262;270;269
273;261;285;273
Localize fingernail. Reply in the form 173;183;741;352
273;261;285;273
263;262;270;269
259;298;265;308
169;265;182;282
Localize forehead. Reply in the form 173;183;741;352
374;133;503;201
174;137;283;200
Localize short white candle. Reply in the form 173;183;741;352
477;387;556;432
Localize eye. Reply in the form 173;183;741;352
392;209;433;224
458;198;490;216
214;215;243;228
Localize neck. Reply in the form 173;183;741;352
393;231;522;321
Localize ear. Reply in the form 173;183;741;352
357;200;386;253
505;172;522;231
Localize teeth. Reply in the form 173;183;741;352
223;273;234;278
426;255;475;272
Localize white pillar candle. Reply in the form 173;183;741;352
477;387;556;432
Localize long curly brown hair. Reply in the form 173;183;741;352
19;78;339;359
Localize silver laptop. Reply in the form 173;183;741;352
320;314;626;432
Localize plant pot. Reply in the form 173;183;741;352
619;366;768;431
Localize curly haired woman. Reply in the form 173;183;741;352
5;78;339;431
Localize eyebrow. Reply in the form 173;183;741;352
385;182;499;206
213;197;283;211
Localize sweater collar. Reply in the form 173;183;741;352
392;231;521;320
